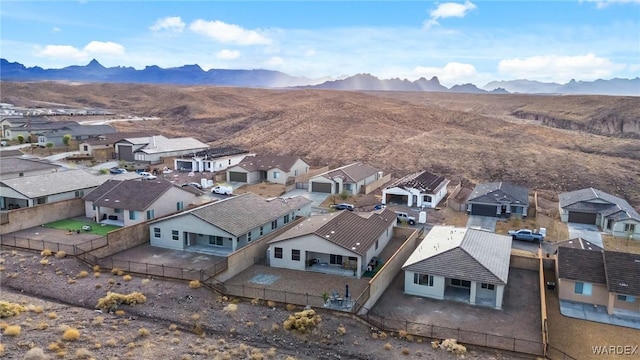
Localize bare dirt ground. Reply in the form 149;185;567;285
0;248;523;360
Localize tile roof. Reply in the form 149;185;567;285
386;170;448;193
466;182;529;206
82;131;157;146
0;149;24;158
0;157;60;176
86;179;183;211
317;162;380;183
1;169;106;198
235;154;303;172
603;251;640;296
186;193;312;236
403;226;512;284
117;135;208;154
177;146;250;159
559;188;640;222
269;208;397;256
11;120;79;130
557;247;607;284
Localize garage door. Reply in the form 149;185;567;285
228;171;247;182
568;212;597;224
311;182;332;193
470;204;497;217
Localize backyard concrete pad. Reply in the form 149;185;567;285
567;223;603;248
559;300;640;330
104;244;224;271
3;224;104;247
466;215;497;232
370;268;542;353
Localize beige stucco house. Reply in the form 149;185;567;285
226;154;309;185
308;162;382;195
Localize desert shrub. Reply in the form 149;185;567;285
401;348;410;355
122;274;132;281
27;304;44;313
77;270;89;278
96;292;146;312
35;321;49;330
75;348;92;359
138;328;150;337
41;249;52;257
250;348;264;360
92;316;104;326
285;304;297;312
54;251;66;259
336;325;346;335
94;272;101;278
48;342;61;351
266;300;276;308
250;298;261;305
67;279;76;285
188;280;202;289
223;303;238;313
115;310;125;316
282;309;322;333
141;278;150;285
271;322;280;331
92;265;101;272
0;301;25;317
105;338;117;347
168;324;178;331
439;338;467;354
108;278;116;285
245;321;255;327
40;258;49;266
383;343;392;350
4;324;21;336
24;347;47;360
62;327;80;341
0;343;4;355
95;284;102;289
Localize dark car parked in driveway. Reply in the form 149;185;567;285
332;203;355;211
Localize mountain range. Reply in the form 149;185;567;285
1;58;638;96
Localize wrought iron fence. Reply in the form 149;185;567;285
0;235;107;255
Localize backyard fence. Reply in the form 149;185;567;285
1;235;107;256
224;283;328;309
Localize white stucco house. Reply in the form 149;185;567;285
114;135;209;164
174;146;253;173
559;188;640;240
226;154;309;185
83;179;200;227
268;208;396;278
148;193;312;255
308;162;382;195
382;170;450;208
402;226;512;310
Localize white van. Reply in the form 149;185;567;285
139;172;157;180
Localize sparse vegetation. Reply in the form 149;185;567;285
78;270;89;278
122;274;133;281
282;309;322;333
188;279;202;289
62;327;80;341
96;292;146;311
223;303;238;313
337;325;347;335
0;301;25;317
4;324;21;336
24;347;47;360
54;251;66;259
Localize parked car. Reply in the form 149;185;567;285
109;167;127;174
212;185;233;195
0;139;8;147
139;171;157;180
507;229;544;243
332;203;355;211
395;211;416;225
182;182;203;190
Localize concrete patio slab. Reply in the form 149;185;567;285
559;300;640;330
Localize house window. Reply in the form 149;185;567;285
414;273;434;287
19;172;24;177
330;254;343;265
606;220;612;230
451;279;471;288
423;195;432;203
247;231;252;242
375;239;379;250
617;295;636;303
92;205;96;211
129;211;138;220
274;247;283;259
344;183;352;191
114;208;121;213
172;230;179;241
292;249;300;261
74;190;84;198
294;169;298;176
271;220;278;230
83;145;88;151
273;171;280;179
481;283;495;290
624;223;636;233
208;236;224;246
260;226;264;236
284;214;290;224
574;282;593;296
146;209;155;220
153;227;161;238
177;201;184;211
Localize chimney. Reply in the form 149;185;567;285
152;136;156;148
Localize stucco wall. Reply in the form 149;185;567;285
269;234;360;272
150;214;232;250
89;222;150;258
404;271;446;299
1;198;85;234
609;293;640;313
610;220;640;240
557;277;609;307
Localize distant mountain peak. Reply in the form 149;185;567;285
86;59;105;69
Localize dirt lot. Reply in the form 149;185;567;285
0;247;529;359
235;183;286;198
603;234;640;254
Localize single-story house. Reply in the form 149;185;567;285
402;226;512;310
0;169;105;210
78;131;155;161
308;162;382;195
114;135;209;164
148;192;312;255
558;188;640;240
83;179;200;227
0;157;60;180
556;247;640;317
174;146;253;173
36;124;117;148
382;170;450;208
466;182;529;218
267;208;397;278
1;118;79;142
226;154;309;185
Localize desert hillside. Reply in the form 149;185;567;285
2;82;639;205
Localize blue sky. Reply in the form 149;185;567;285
1;1;639;86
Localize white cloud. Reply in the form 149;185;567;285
36;45;86;60
216;49;240;60
305;49;316;57
52;27;61;33
189;19;271;45
580;0;640;9
413;62;479;85
84;41;125;55
498;54;621;82
424;1;477;29
265;56;284;67
150;16;185;32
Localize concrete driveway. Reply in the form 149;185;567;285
567;223;603;248
466;215;497;232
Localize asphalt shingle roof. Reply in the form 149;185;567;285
403;226;512;285
554;237;603;251
557;247;607;285
559;188;640;222
83;132;156;146
87;179;180;211
1;169;105;198
466;182;529;206
0;157;59;176
318;162;380;183
235;154;302;172
603;251;640;296
386;170;448;193
118;135;208;155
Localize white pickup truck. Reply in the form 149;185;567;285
395;211;416;225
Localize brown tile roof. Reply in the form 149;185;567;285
87;179;183;211
236;154;303;172
320;162;380;183
269;208;397;256
188;193;312;236
604;251;640;296
557;247;607;285
387;170;448;193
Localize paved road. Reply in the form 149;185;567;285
567;223;603;248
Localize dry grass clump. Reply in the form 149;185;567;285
4;324;21;336
48;342;62;351
223;303;238;313
92;316;104;326
282;309;322;333
111;268;124;276
285;304;297;312
168;324;178;331
401;348;410;355
266;347;277;358
266;300;276;308
0;343;4;356
383;342;392;350
40;258;49;266
55;251;66;259
27;304;44;313
94;272;101;278
141;278;151;285
115;309;125;316
75;348;92;359
77;270;89;278
62;327;80;341
41;249;52;257
336;325;347;335
35;321;49;330
96;292;146;311
122;274;133;281
435;338;467;354
271;322;280;331
188;279;202;289
92;264;101;272
250;298;261;305
24;347;47;360
0;301;26;317
138;327;150;337
105;338;117;347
